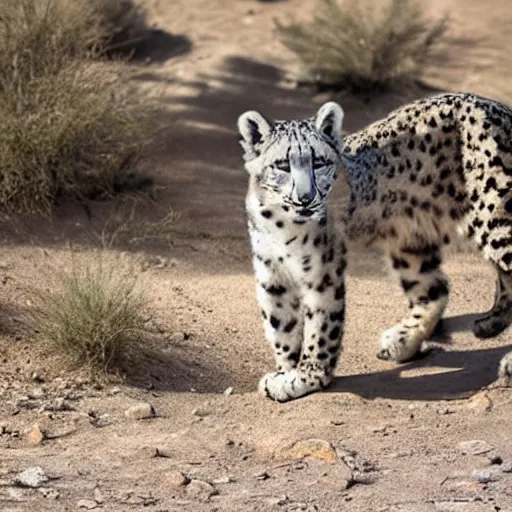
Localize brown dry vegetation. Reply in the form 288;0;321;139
0;0;153;214
278;0;449;93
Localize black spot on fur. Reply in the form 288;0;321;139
420;256;441;273
427;280;449;301
283;319;298;333
265;284;287;296
270;315;281;330
329;326;341;340
261;210;272;218
392;257;410;269
401;279;419;292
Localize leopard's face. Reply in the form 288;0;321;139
238;102;344;222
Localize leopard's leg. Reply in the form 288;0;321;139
378;244;449;363
253;256;304;375
259;244;346;402
473;266;512;338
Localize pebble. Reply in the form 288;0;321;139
38;488;60;499
124;402;155;420
489;455;503;465
255;471;270;480
466;392;492;413
15;467;49;488
192;408;210;417
165;470;190;487
28;387;45;399
276;438;339;463
501;461;512;473
472;469;493;484
76;499;98;509
223;387;233;396
458;440;493;455
138;446;160;459
26;424;46;446
212;476;234;484
186;479;218;500
93;487;104;504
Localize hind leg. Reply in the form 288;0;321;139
473;266;512;338
378;244;449;363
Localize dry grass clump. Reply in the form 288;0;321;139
0;0;153;214
33;258;151;373
277;0;449;94
92;0;149;54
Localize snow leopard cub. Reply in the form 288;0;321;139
238;102;347;402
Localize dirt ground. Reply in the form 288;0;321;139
1;0;512;511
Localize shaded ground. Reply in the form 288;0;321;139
1;0;512;511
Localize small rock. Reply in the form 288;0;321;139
223;387;233;396
165;470;190;487
26;424;46;446
276;438;339;463
109;387;121;395
467;392;492;413
501;461;512;473
489;454;503;465
28;387;45;399
255;471;270;480
192;408;210;417
472;469;492;484
138;446;160;458
458;440;493;456
124;402;155;420
267;495;289;507
15;466;49;488
93;487;104;504
31;372;45;383
212;476;234;484
38;488;60;499
76;499;98;509
186;479;218;500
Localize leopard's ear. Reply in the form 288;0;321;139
237;110;272;154
314;102;344;142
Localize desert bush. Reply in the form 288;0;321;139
0;0;153;213
92;0;149;54
33;258;151;372
277;0;449;94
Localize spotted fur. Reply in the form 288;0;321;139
238;92;512;402
341;92;512;367
238;103;347;402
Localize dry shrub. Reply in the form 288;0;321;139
277;0;449;94
0;0;153;214
33;257;151;372
92;0;149;53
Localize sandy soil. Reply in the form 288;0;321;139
1;1;512;511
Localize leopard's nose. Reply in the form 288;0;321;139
297;189;315;206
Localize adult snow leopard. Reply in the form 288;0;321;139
238;93;512;402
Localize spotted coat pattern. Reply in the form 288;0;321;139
238;93;512;402
341;93;512;372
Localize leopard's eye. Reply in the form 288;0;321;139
313;158;333;170
274;160;290;172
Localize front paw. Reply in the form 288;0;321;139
377;325;422;363
498;352;512;380
258;368;328;402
